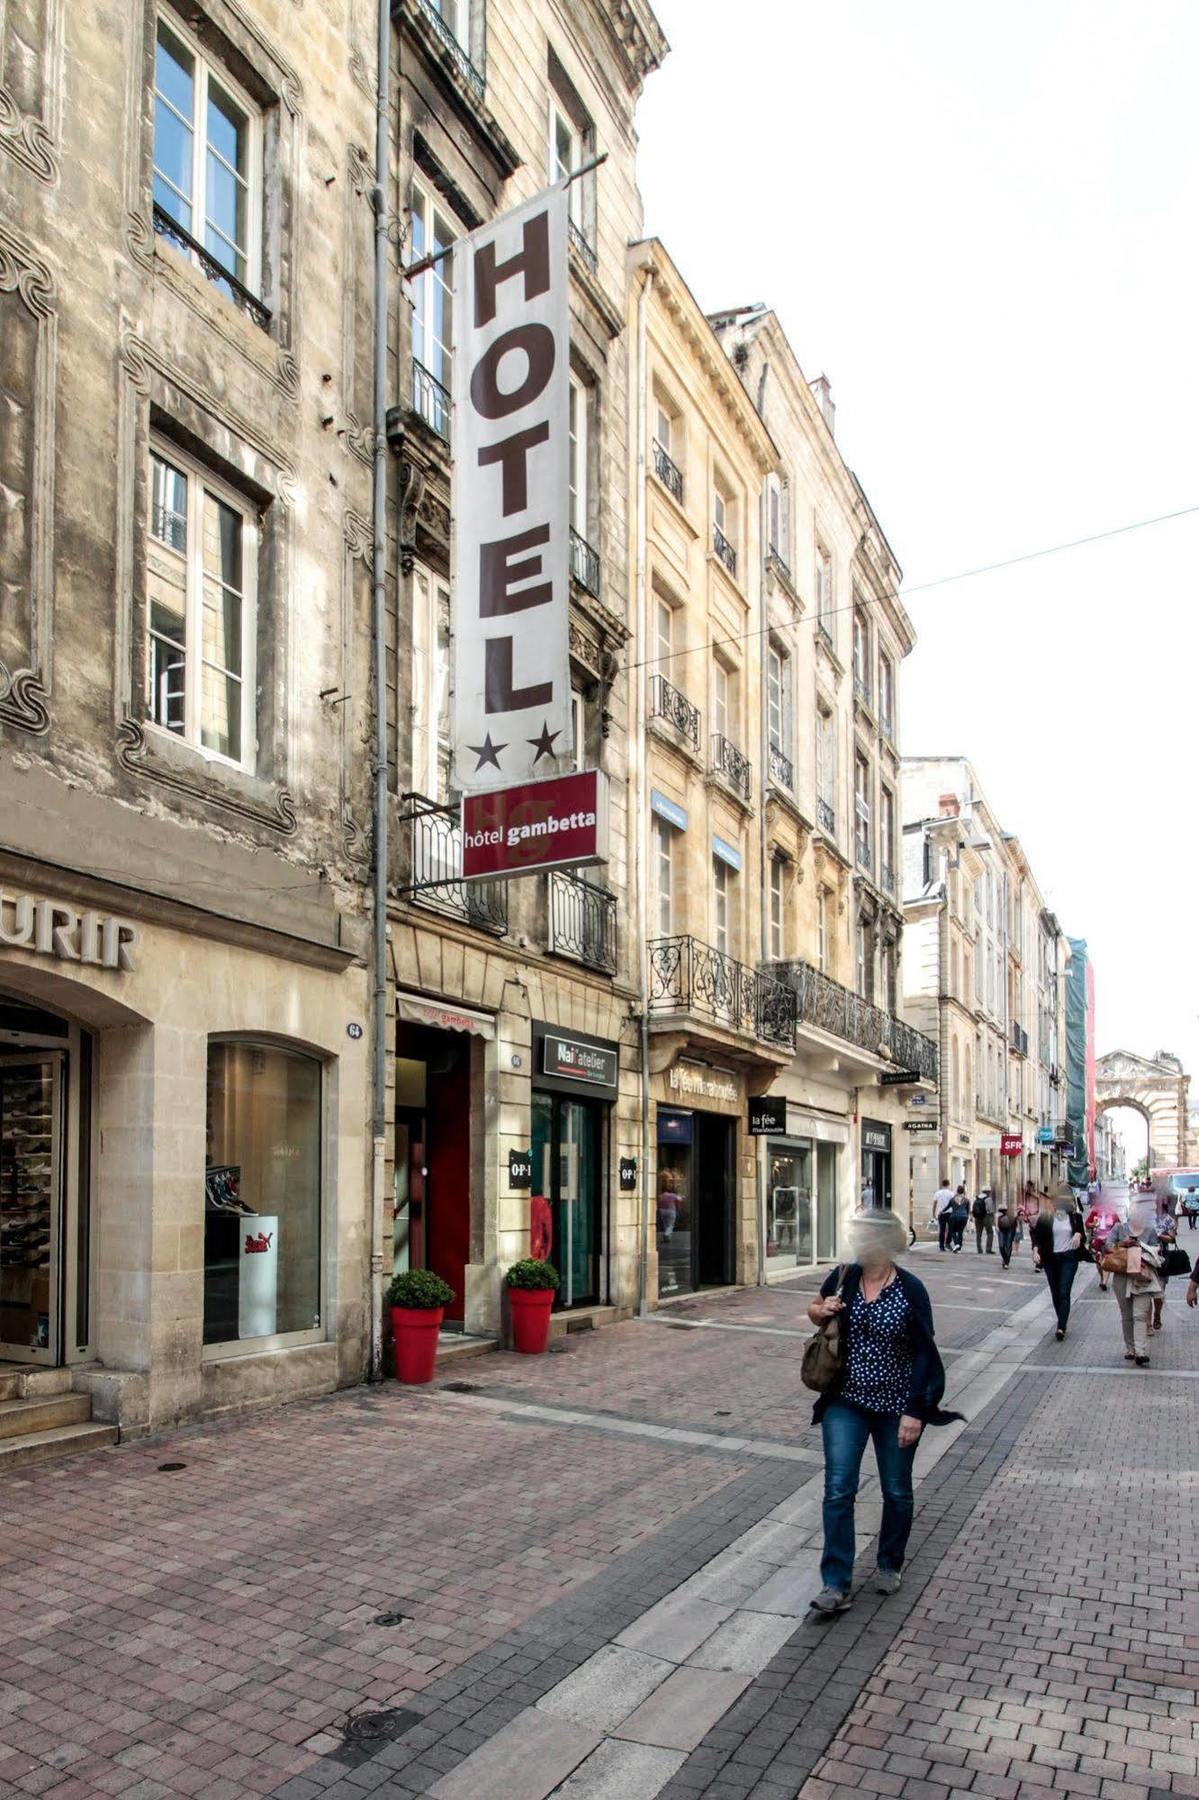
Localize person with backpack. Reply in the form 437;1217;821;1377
803;1208;961;1618
948;1185;970;1253
995;1198;1020;1268
972;1188;996;1255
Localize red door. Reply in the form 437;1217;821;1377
425;1043;471;1323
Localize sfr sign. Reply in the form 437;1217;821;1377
452;186;571;793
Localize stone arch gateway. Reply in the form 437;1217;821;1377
1095;1050;1191;1169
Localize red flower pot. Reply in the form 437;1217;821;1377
391;1305;444;1384
508;1286;554;1354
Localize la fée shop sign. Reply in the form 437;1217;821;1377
0;890;139;972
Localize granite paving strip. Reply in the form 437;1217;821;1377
444;1392;822;1463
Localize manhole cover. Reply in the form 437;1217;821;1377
443;1380;477;1393
157;1462;187;1472
373;1611;410;1627
343;1708;410;1746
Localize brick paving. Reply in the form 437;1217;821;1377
0;1245;1105;1800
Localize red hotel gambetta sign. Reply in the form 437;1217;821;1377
461;769;609;879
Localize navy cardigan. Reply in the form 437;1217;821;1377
812;1264;962;1427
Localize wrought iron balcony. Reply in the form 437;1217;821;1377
568;217;598;274
817;794;836;834
856;832;873;875
881;864;897;897
412;359;451;440
649;936;795;1050
653;439;684;503
710;733;751;800
648;673;700;748
152;203;270;330
769;959;938;1083
401;794;507;932
816;618;834;651
712;523;737;577
767;546;792;584
570;527;600;599
1010;1021;1029;1057
548;871;617;974
768;743;793;792
853;674;873;710
415;0;484;96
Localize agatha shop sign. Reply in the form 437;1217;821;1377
0;891;138;973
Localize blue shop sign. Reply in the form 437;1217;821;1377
651;790;687;831
712;834;742;871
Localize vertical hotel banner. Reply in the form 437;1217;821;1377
452;184;571;792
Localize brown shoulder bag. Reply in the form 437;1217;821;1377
801;1265;849;1394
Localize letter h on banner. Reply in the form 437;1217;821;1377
452;185;572;792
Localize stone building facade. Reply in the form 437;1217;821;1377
0;0;378;1428
381;0;667;1337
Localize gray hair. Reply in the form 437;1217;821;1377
846;1206;909;1267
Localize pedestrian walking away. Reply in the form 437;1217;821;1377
1151;1191;1181;1333
972;1187;996;1255
995;1197;1020;1268
805;1208;962;1618
1103;1199;1167;1365
948;1184;970;1252
1031;1183;1086;1339
931;1177;956;1252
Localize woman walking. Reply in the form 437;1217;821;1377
1103;1199;1165;1366
805;1209;961;1618
1031;1183;1086;1340
995;1197;1020;1269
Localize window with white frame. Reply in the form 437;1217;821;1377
817;704;836;815
570;688;585;770
655;399;674;457
854;752;872;870
568;373;589;540
412;561;452;800
878;651;895;737
713;478;735;564
852;606;871;702
147;442;258;767
817;886;829;973
769;853;786;960
713;856;731;955
880;784;895;881
654;817;674;937
881;938;897;1014
767;474;789;564
410;182;456;422
654;592;674;677
548;87;593;248
856;919;875;1003
767;643;791;766
712;660;735;741
815;542;833;626
153;13;262;300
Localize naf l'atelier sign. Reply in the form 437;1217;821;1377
452;184;572;792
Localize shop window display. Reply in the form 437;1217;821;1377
204;1041;321;1344
766;1144;813;1269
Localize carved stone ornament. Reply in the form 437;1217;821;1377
116;715;298;835
398;459;427;576
0;81;58;186
0;667;50;735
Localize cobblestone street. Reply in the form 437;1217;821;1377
9;1240;1191;1799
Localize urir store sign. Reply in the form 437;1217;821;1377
0;890;138;972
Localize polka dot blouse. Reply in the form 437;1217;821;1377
838;1279;913;1416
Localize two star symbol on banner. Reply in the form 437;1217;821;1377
468;720;560;771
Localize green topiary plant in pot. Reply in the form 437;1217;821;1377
504;1258;560;1354
388;1270;454;1384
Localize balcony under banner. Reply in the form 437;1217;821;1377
647;934;796;1068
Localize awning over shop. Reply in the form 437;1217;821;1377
396;992;496;1040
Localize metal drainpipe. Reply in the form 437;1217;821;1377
368;0;391;1383
634;263;654;1319
756;380;770;1289
939;864;950;1195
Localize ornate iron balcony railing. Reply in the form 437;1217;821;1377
856;832;873;875
548;871;617;974
152;203;270;330
710;733;751;800
415;0;485;95
853;674;873;710
1010;1022;1029;1056
652;439;683;503
401;794;507;932
817;794;836;834
648;935;795;1050
768;743;793;792
570;527;600;598
412;359;451;441
712;523;737;577
881;864;896;897
769;958;938;1083
648;673;700;748
568;217;598;274
767;547;792;584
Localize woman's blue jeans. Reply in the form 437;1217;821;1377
821;1401;917;1593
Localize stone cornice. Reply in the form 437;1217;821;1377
631;240;779;476
588;0;670;95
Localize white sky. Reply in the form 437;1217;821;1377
635;0;1199;1101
